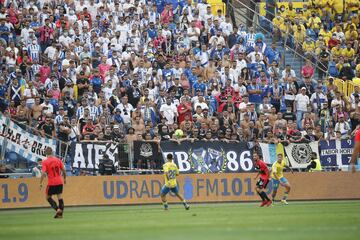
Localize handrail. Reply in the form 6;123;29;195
258;0;276;18
228;0;327;81
1;115;71;161
8;116;69;146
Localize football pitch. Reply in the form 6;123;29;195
0;201;359;240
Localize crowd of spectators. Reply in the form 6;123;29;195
0;0;359;163
269;0;360;142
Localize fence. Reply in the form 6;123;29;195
1;105;357;176
333;79;359;99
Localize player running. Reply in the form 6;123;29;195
253;152;272;207
40;147;66;218
271;153;293;205
161;154;190;211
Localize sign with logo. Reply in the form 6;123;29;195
70;142;120;169
160;140;253;173
284;142;319;168
0;113;56;163
133;141;162;163
1;173;360;209
319;139;354;169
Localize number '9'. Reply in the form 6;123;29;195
18;183;28;202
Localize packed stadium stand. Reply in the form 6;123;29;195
0;0;359;176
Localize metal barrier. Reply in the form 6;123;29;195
347;81;359;98
332;79;358;99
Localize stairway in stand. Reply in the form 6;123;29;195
262;35;304;82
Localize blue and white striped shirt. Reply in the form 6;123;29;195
28;44;40;61
55;114;64;126
74;46;83;56
76;106;86;119
88;106;98;119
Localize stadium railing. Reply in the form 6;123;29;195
0;116;70;167
229;0;329;82
332;79;359;99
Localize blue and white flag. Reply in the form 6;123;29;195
0;113;57;162
259;143;285;165
319;139;354;169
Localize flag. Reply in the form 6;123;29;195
284;142;319;168
259;143;285;165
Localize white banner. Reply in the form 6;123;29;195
284;142;319;169
0;113;57;162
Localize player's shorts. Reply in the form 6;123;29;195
46;185;63;195
272;177;289;190
161;185;179;195
256;178;269;189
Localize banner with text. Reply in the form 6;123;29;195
319;139;354;168
0;113;56;163
160;140;253;173
284;142;320;169
70;142;120;169
1;173;360;209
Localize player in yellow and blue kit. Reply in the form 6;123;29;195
271;153;293;205
161;154;190;210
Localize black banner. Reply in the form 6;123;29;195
160;140;253;173
133;141;162;168
70;142;128;169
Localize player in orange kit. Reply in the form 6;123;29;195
40;147;66;218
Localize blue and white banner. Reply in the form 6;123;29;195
0;113;57;162
319;139;354;168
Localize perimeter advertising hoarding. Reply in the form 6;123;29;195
0;173;359;209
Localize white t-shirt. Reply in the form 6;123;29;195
233;84;247;96
23;87;38;105
44;46;57;60
194;102;209;110
160;103;178;125
116;103;134;124
247;51;263;63
295;94;310;111
331;98;344;108
335;122;350;135
102;86;114;101
40;103;54;115
187;27;200;42
220;22;233;36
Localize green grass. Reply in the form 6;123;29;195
0;201;359;240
